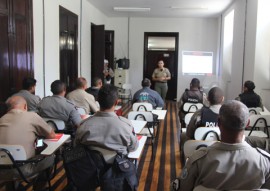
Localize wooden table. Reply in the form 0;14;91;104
41;134;71;155
152;109;167;120
131;120;147;134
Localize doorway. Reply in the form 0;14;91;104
59;6;78;92
144;32;179;101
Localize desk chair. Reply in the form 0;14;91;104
0;145;54;190
183;140;216;164
132;102;153;112
118;83;132;102
194;127;220;141
183;102;203;113
249;107;262;115
128;111;155;160
42;118;65;131
247;115;270;137
77;107;86;115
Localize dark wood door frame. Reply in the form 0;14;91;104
143;32;179;101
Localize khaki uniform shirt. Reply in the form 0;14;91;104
38;95;81;126
75;111;139;155
13;90;41;112
152;68;171;83
180;141;270;190
66;89;99;114
0;109;52;159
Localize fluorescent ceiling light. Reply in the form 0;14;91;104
113;7;150;12
170;6;208;10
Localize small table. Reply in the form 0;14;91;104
41;134;71;155
152;110;167;120
130;120;147;134
128;135;147;166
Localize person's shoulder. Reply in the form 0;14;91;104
117;116;132;127
186;147;208;167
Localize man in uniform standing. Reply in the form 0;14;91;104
75;84;138;163
38;80;81;128
177;100;270;190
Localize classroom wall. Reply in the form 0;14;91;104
33;0;106;97
107;17;219;100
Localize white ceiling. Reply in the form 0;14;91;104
87;0;235;18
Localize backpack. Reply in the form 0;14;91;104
101;154;139;191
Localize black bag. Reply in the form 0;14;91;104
101;154;138;191
62;146;108;191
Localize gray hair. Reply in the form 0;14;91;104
219;100;249;131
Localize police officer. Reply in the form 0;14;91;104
75;84;139;163
38;80;81;128
152;60;171;101
236;80;264;110
178;100;270;190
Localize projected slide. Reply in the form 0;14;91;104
182;51;213;75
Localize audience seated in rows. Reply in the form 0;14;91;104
12;77;41;112
178;78;207;127
0;96;56;190
236;80;264;111
75;84;139;164
177;100;270;190
38;80;82;128
132;78;164;109
85;77;103;101
66;77;99;114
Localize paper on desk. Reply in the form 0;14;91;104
46;133;63;141
137;135;142;140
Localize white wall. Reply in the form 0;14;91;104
107;17;219;100
33;0;107;97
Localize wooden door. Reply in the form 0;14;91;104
144;33;178;101
0;0;33;102
59;6;78;92
91;24;105;85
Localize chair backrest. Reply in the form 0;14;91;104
248;115;270;128
194;127;220;141
132;102;153;112
77;107;86;115
128;111;154;122
184;113;194;126
122;83;132;90
0;145;27;165
184;140;215;159
249;107;262;115
183;102;203;113
43;117;66;130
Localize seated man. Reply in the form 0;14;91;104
13;77;41;112
186;87;224;139
236;80;264;110
246;136;270;153
178;100;270;190
75;84;139;163
0;96;55;189
38;80;81;128
178;78;207;127
85;77;103;101
132;78;164;109
67;77;99;114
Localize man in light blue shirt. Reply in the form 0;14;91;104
132;78;164;109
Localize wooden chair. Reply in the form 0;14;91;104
194;127;220;141
0;145;54;190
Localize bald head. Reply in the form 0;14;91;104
219;100;249;131
6;96;27;111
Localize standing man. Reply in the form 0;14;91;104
0;96;55;189
38;80;81;128
67;77;99;114
13;77;41;112
75;84;138;163
152;60;171;101
177;100;270;190
132;78;164;109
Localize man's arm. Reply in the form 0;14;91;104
179;159;198;191
128;132;139;152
